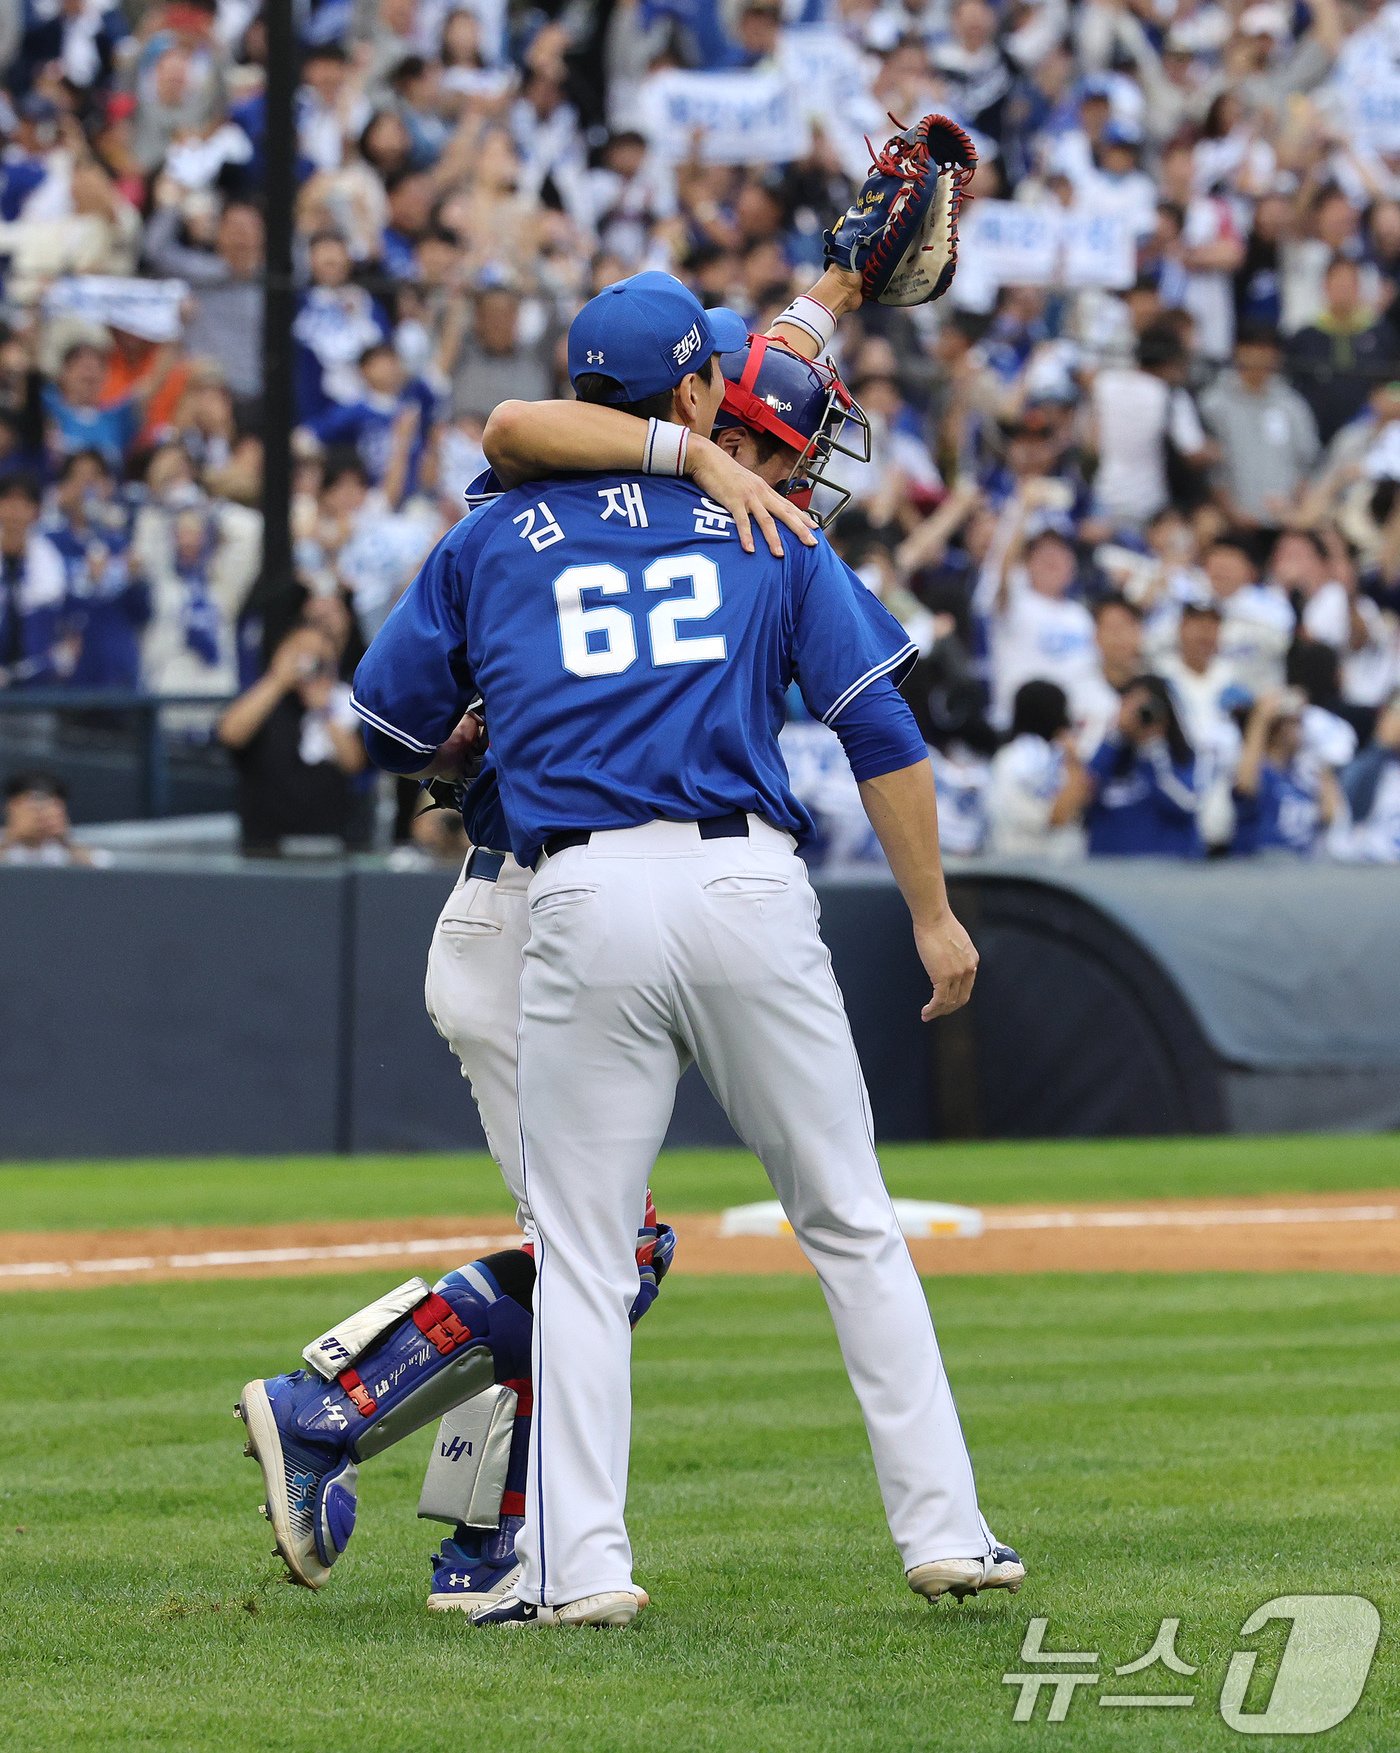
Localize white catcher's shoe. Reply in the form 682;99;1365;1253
908;1544;1026;1603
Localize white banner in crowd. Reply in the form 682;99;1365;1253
637;69;808;165
955;200;1136;298
43;276;189;343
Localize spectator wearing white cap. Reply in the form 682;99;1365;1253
1235;0;1343;125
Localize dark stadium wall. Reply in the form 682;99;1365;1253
2;862;1398;1159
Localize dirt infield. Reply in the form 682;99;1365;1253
2;1189;1397;1289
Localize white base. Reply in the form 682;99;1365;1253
719;1198;984;1241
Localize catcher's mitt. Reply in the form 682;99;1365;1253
823;114;977;308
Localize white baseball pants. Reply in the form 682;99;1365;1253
512;817;993;1606
424;853;536;1237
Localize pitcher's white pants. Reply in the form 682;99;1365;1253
513;817;993;1606
424;853;536;1236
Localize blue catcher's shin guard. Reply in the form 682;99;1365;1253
236;1250;534;1589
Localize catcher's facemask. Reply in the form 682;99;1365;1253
714;335;871;528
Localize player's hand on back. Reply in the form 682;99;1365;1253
684;433;817;557
913;907;979;1021
420;708;484;781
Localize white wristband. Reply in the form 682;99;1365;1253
775;294;837;353
642;418;689;478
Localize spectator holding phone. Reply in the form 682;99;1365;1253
0;772;93;866
1232;687;1344;856
1085;676;1202;856
217;620;369;856
986;680;1092;859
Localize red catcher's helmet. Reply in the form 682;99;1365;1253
714;335;871;527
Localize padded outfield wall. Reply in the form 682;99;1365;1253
1;859;1396;1159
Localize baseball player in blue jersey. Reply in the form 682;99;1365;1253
351;271;1022;1628
231;328;825;1618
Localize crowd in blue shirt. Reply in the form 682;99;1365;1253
2;0;1399;863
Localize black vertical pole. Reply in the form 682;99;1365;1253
258;0;299;616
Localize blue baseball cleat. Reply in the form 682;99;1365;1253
236;1372;360;1590
235;1260;532;1589
427;1518;524;1613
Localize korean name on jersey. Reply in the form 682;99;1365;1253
351;476;918;870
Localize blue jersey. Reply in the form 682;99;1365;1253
1233;764;1321;857
352;474;917;868
460;755;511;852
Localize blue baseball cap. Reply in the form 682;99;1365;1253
1102;117;1144;149
568;272;748;403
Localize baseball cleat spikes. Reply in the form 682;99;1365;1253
237;1377;358;1591
908;1544;1027;1604
908;1558;987;1602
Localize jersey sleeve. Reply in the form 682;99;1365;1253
463;467;504;508
350;525;477;767
790;543;918;727
828;675;928;781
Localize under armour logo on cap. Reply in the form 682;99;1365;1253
586;350;605;364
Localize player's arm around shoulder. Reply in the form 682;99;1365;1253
481;399;814;559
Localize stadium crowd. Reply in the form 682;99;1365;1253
2;0;1400;865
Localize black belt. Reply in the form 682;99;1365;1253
542;811;750;862
465;848;505;883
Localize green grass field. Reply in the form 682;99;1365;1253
3;1131;1398;1232
2;1137;1397;1751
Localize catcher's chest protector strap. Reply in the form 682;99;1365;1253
418;1383;519;1531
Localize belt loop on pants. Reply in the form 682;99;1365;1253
465;847;505;883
